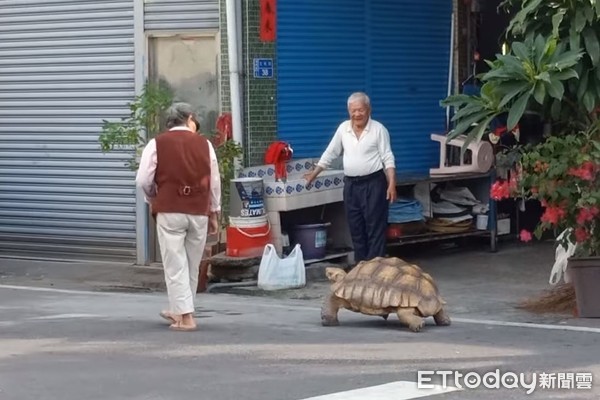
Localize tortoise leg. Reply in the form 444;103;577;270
321;292;341;326
396;308;425;332
434;308;451;326
382;314;389;321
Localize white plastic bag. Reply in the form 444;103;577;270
549;228;577;285
257;244;306;290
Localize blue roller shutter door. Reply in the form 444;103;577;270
277;0;452;174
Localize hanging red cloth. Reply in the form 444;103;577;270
264;141;293;181
213;113;232;147
260;0;276;42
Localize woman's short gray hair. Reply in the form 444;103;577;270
165;102;198;129
347;92;371;108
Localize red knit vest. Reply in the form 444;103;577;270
151;129;212;216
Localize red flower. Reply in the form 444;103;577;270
519;230;533;242
490;180;510;200
568;161;597;181
574;227;590;243
540;205;566;225
576;206;600;225
493;126;507;137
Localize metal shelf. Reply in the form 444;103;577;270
303;250;353;265
387;170;499;252
386;229;491;247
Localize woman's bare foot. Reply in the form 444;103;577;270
159;310;176;324
169;321;197;331
168;313;197;332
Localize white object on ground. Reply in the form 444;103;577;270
257;244;306;290
549;229;577;285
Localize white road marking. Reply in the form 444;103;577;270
29;313;103;320
299;381;460;400
450;317;600;333
0;284;154;298
2;284;600;334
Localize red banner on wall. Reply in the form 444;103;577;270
260;0;276;42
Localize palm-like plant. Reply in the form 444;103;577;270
442;35;582;147
442;0;600;149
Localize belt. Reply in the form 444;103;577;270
344;169;384;182
177;185;203;196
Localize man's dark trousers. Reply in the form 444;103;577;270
343;169;388;264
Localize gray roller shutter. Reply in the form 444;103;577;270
0;0;137;262
144;0;219;31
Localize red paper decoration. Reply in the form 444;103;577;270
260;0;276;42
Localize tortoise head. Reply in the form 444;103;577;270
325;267;347;283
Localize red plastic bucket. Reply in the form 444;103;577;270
226;216;271;258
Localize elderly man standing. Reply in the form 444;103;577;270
136;102;221;332
305;92;396;265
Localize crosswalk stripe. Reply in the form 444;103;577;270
299;381;461;400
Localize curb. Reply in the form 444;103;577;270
206;263;334;299
133;261;334;296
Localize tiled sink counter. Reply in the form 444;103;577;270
236;159;353;263
237;158;345;211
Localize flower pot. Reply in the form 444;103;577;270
568;257;600;318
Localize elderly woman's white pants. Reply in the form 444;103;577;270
156;212;209;315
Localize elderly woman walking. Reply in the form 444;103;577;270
136;102;221;331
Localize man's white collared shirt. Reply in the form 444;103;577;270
317;118;395;177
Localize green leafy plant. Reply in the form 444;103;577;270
99;81;174;170
501;0;600;56
442;0;600;148
441;35;582;148
440;0;600;257
500;0;600;123
214;140;243;229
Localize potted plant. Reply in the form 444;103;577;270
492;128;600;316
441;0;600;316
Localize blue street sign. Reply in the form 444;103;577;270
253;58;273;79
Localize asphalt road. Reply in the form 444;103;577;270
1;284;599;400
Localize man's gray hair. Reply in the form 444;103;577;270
347;92;371;108
165;102;198;129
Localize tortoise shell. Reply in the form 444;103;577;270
331;257;445;316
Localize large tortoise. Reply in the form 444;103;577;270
321;257;451;332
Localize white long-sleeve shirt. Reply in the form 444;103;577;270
135;126;221;212
317;118;395;177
